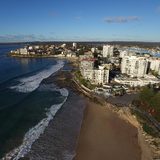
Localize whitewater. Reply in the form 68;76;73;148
2;59;68;159
10;60;64;93
3;88;69;160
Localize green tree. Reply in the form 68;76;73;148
150;93;160;121
139;87;155;105
97;46;103;50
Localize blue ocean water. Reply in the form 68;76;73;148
0;44;67;158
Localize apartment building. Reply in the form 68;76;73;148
102;45;114;58
121;56;148;77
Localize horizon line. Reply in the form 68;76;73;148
0;40;160;44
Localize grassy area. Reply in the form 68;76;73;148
134;86;160;122
131;109;160;137
142;123;159;137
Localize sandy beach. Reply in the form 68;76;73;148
22;60;153;160
51;61;152;160
74;101;152;160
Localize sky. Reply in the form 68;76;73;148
0;0;160;42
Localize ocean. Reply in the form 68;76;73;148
0;44;84;160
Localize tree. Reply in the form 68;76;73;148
150;93;160;121
137;86;160;122
139;87;154;105
97;46;103;51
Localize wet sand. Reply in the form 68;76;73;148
25;61;152;160
25;91;85;160
75;101;143;160
23;62;85;159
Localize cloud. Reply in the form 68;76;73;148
104;16;140;23
0;34;57;42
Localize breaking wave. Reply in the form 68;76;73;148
37;84;69;97
10;60;64;93
3;88;69;160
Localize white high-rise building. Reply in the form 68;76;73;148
73;42;77;49
80;53;95;81
120;51;128;58
93;66;109;84
119;50;136;58
80;54;109;85
121;56;148;78
102;45;114;58
149;58;160;75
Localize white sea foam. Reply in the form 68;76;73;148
3;88;69;160
38;84;69;97
10;60;64;93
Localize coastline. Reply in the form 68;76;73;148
3;57;153;160
74;101;142;160
27;59;153;160
72;99;153;159
9;53;78;61
55;60;154;160
1;44;159;160
23;61;86;159
8;54;57;58
2;59;66;159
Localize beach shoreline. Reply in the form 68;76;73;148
46;60;153;160
21;59;154;160
53;60;153;160
49;62;152;160
74;100;153;160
